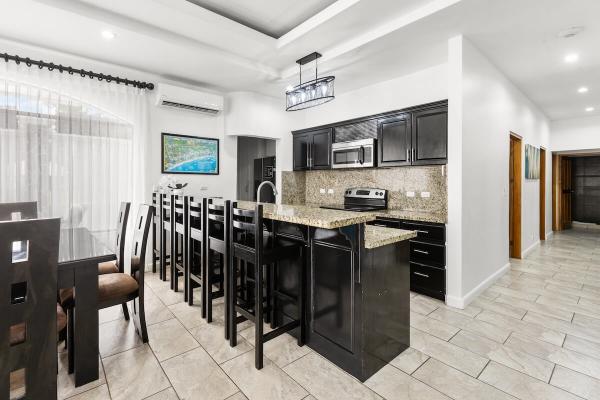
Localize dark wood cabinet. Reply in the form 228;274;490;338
411;106;448;165
292;128;331;171
377;114;411;167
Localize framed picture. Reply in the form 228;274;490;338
161;132;219;175
525;144;540;180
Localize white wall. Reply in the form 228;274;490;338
551;116;600;152
446;36;552;308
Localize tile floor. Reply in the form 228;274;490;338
59;228;600;400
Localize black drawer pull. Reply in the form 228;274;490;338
415;230;429;234
414;249;429;255
413;272;430;278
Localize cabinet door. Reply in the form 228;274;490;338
377;114;411;167
411;106;448;165
310;128;332;169
312;241;356;353
293;133;310;171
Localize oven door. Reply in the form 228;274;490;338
331;140;375;169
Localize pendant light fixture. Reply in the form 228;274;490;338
286;52;335;111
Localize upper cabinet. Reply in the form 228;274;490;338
292;100;447;170
292;128;332;171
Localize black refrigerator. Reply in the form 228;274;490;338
253;156;276;203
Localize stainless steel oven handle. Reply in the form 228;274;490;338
413;272;429;278
414;249;429;255
359;146;365;164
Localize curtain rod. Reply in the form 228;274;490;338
1;52;155;90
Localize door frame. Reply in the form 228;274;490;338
539;147;546;240
509;133;522;259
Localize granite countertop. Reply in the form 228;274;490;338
364;225;416;249
372;209;447;224
234;201;377;229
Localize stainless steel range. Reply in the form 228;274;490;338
320;187;387;212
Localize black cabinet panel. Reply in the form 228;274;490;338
412;107;448;165
378;114;411;167
410;263;445;300
311;128;332;169
312;241;355;353
410;241;445;268
293;134;310;171
399;221;445;244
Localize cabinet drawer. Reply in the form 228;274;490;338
400;220;445;243
410;241;445;267
410;263;445;300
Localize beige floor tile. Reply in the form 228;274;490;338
389;347;430;375
563;335;600;360
67;384;111;400
189;318;254;364
365;364;451;400
550;365;600;400
471;297;527;320
224;351;308;400
99;305;125;325
410;296;442;315
476;310;565;346
168;302;205;330
479;361;581;400
147;318;199;361
493;295;574;322
283;352;379;400
145;295;176;326
450;330;554;382
99;318;143;358
523;311;600;344
410;328;489;377
225;393;248;400
413;358;516;400
153;286;185;306
58;354;105;400
505;333;600;380
410;311;460;341
144;387;180;400
257;333;312;368
573;313;600;330
537;296;600;320
429;308;511;343
486;285;539;302
162;347;237;400
103;345;170;400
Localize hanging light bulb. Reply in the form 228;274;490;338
286;52;335;111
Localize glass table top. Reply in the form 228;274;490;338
58;227;115;264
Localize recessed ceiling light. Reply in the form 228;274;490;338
578;87;589;93
564;53;579;63
585;107;595;112
101;30;115;40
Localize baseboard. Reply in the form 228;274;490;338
445;262;511;309
521;240;540;258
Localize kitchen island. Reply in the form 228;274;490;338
234;201;416;381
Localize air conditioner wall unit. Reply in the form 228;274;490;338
155;83;224;115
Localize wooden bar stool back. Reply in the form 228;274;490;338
186;197;205;315
228;203;306;369
159;195;172;283
171;195;188;299
206;200;229;327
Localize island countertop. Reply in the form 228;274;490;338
364;225;417;249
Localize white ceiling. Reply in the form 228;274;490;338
184;0;338;38
1;0;599;121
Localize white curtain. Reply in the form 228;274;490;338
0;61;149;232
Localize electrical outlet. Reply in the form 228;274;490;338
327;189;334;194
421;191;431;198
319;188;326;194
406;191;415;198
200;186;208;191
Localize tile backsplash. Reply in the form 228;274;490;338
282;166;447;213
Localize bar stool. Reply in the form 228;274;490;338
159;194;172;282
206;199;228;329
151;192;162;276
228;203;306;369
186;197;206;317
171;195;188;298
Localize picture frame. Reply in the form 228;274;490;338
525;144;540;180
161;132;219;175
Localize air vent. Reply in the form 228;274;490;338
160;100;220;114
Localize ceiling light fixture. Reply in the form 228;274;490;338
286;52;335;111
585;107;595;112
101;30;115;40
578;86;589;93
564;53;579;63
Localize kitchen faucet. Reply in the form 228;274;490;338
256;181;278;203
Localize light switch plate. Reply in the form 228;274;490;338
406;191;415;198
320;188;326;194
421;192;431;198
327;189;334;194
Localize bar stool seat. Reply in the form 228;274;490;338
98;260;119;274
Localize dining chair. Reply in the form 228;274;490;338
0;217;62;399
0;201;38;221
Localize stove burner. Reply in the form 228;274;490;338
319;187;387;212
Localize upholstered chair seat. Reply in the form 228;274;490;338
98;273;139;304
9;303;67;346
98;260;120;274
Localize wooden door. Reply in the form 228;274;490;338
377;114;411;167
509;134;522;259
540;148;546;240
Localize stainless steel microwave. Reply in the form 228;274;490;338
331;138;376;169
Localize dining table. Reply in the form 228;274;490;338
57;227;115;387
